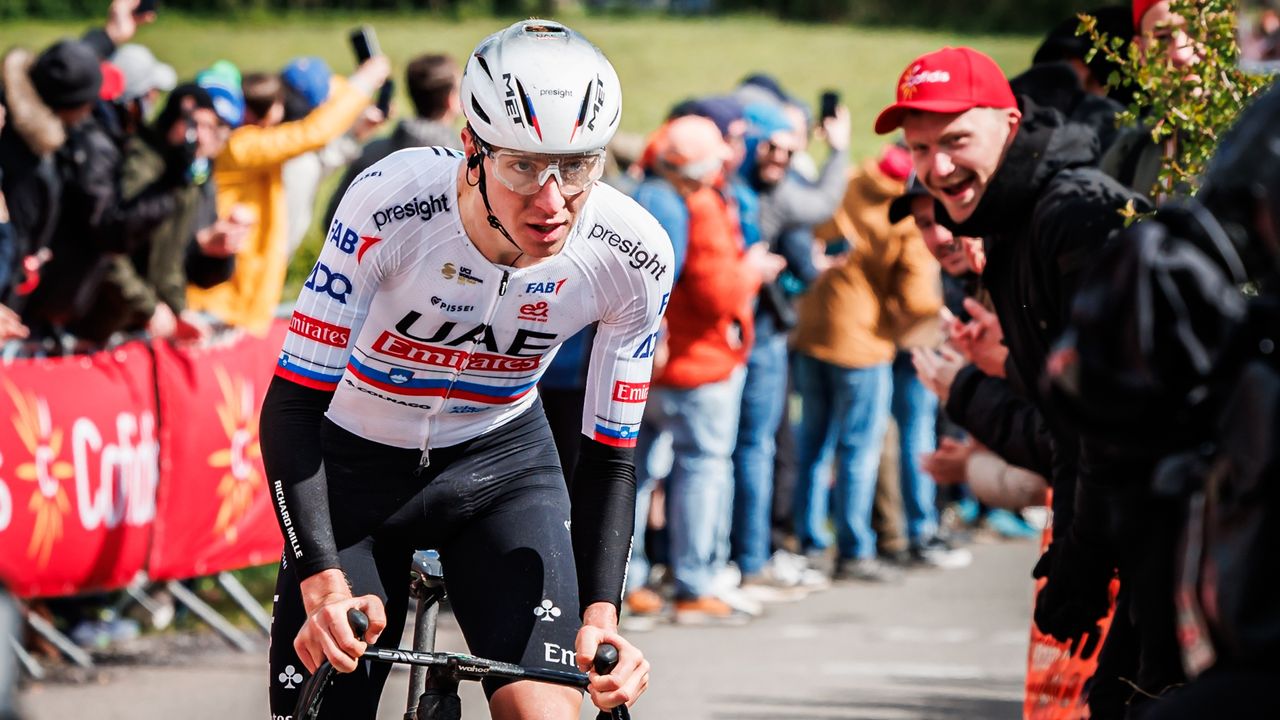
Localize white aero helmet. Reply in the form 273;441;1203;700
462;19;621;154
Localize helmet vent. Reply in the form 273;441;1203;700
522;24;566;36
470;96;492;125
474;53;493;80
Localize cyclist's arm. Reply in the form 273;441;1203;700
259;157;401;580
572;221;674;616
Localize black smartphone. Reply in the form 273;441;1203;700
820;90;840;122
349;25;381;63
134;0;158;14
376;79;394;116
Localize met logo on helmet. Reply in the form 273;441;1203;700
587;75;606;132
502;73;526;128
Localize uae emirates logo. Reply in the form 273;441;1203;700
207;367;262;544
4;379;72;568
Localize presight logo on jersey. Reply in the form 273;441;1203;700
373;192;451;230
289;311;350;348
525;279;567;295
589;223;669;281
612;381;649;403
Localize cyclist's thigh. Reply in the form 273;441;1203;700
433;427;581;700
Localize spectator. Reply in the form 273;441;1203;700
626;115;785;625
889;179;1049;515
108;43;177;137
791;142;943;582
324;53;462;230
279;56;384;257
19;39;184;337
877;45;1162;716
730;100;847;596
185;53;391;331
71;84;245;343
1100;0;1205;199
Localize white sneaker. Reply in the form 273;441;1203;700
713;584;764;616
765;551;831;591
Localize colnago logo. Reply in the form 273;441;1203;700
589;224;668;281
612;380;650;403
288;311;350;348
343;378;432;409
899;64;952;99
525;279;567;295
373;192;451;230
502;73;525;128
373;331;542;372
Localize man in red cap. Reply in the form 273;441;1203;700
878;47;1177;718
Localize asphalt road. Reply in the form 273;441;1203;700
16;540;1040;720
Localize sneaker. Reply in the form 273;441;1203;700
714;584;764;616
984;509;1040;540
673;596;752;626
624;587;665;616
833;557;903;584
764;550;832;592
739;574;809;604
909;536;974;570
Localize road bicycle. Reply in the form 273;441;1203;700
293;550;631;720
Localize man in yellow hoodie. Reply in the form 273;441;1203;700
187;55;391;331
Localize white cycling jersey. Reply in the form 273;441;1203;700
276;146;674;454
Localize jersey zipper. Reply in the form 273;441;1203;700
414;268;513;475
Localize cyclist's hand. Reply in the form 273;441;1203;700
576;603;650;710
295;570;387;674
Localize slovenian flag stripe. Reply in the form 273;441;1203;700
275;363;342;391
348;357;538;403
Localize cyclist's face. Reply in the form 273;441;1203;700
463;131;597;257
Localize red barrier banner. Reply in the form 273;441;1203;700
147;322;287;581
0;343;159;598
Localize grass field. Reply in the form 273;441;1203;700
0;13;1034;290
0;13;1035;157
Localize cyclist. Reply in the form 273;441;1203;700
261;19;669;719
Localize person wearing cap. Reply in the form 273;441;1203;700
108;43;177;135
324;53;464;232
185;52;391;332
879;46;1167;713
71;83;246;343
1099;0;1205;200
628;114;785;625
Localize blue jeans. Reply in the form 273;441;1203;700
628;368;745;598
792;354;892;560
891;352;940;544
731;330;789;577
